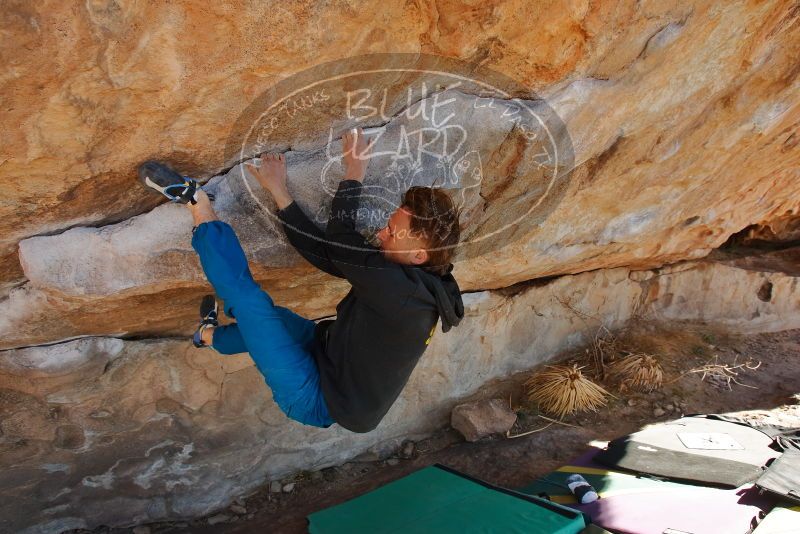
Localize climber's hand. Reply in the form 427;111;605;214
342;127;376;183
245;153;293;210
246;153;286;192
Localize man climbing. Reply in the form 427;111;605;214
138;127;464;433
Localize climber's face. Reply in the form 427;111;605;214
376;206;429;266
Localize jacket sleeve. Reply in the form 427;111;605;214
325;180;419;310
278;200;345;279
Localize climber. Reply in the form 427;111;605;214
137;127;464;433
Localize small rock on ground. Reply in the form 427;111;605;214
399;440;416;459
283;482;296;493
386;458;399;466
451;398;517;442
230;504;247;515
269;481;282;493
654;407;666;417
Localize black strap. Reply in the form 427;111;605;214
176;182;198;204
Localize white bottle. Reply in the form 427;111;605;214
566;474;599;504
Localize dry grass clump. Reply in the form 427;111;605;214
608;353;663;392
588;325;620;379
524;364;610;418
686;355;761;390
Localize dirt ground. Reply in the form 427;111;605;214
76;321;800;534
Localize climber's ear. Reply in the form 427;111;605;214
410;248;429;265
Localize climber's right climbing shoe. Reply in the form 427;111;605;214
192;295;219;348
138;161;214;204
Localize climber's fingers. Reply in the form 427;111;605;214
365;135;377;155
344;127;374;159
244;162;259;179
342;130;353;155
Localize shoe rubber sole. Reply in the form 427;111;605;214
193;295;219;348
138;161;209;204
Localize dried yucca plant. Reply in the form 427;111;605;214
608;353;663;392
589;325;620;379
524;364;610;418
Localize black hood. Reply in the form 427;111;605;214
409;264;464;333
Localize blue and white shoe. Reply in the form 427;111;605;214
192;295;219;348
138;161;214;204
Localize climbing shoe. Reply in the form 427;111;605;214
192;295;219;348
138;161;214;204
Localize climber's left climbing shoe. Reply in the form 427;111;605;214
192;295;219;348
138;161;214;204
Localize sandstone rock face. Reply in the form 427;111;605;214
730;212;800;246
1;0;798;345
2;0;800;531
2;1;799;294
2;256;799;532
642;259;800;333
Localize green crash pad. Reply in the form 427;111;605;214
308;464;590;534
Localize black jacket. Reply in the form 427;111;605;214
278;180;464;432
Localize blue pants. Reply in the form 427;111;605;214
191;220;334;428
